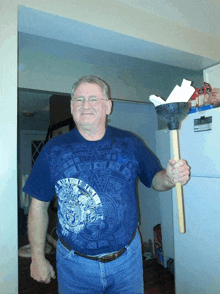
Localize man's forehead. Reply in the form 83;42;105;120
75;82;103;95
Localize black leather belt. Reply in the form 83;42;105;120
60;230;136;263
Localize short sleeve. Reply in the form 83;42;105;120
137;140;163;188
22;144;55;202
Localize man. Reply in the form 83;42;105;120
23;75;190;294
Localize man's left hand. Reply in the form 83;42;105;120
166;159;190;186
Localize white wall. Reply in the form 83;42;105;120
0;6;18;294
204;63;220;87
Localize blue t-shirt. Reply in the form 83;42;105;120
23;126;163;255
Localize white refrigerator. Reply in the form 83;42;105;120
155;64;220;294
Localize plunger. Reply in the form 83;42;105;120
156;102;190;234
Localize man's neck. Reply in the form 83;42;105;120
77;124;106;141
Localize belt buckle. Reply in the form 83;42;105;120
114;252;119;259
100;252;117;263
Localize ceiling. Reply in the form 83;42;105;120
18;4;219;71
117;0;220;38
18;2;220;117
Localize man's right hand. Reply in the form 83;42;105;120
30;257;56;283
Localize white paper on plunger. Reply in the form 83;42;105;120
181;79;192;88
166;85;182;103
149;95;166;106
167;80;195;103
150;79;195;106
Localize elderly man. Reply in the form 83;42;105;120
23;75;190;294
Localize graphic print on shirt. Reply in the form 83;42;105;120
54;159;138;253
52;136;141;253
55;178;104;236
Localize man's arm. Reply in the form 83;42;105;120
28;198;56;283
151;169;174;191
151;159;190;191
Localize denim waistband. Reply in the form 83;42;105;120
59;229;137;263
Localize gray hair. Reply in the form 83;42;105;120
71;75;111;100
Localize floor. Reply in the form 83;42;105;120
143;258;175;294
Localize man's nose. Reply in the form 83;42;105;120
82;98;91;108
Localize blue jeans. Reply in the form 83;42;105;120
56;230;144;294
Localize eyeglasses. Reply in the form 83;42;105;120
72;96;108;106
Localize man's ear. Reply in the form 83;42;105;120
70;99;74;114
106;99;112;115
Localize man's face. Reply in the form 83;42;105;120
70;82;112;130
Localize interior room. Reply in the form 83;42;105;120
1;1;220;294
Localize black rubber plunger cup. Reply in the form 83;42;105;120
156;102;190;130
156;102;190;234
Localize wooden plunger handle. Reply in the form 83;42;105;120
171;130;186;234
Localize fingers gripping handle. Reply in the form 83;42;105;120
171;130;186;234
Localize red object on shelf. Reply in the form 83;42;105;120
189;82;213;108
